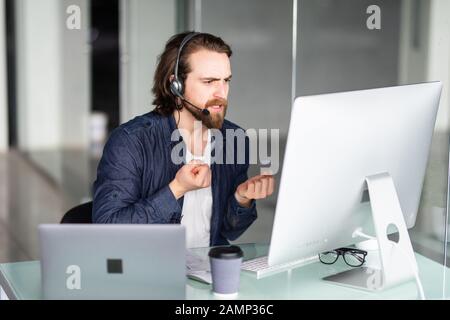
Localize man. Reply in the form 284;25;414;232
92;32;274;247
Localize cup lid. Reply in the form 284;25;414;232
208;245;243;259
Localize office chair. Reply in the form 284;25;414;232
60;201;93;224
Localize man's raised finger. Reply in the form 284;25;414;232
268;176;275;195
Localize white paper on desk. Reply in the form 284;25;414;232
187;270;213;284
186;250;211;271
186;250;212;284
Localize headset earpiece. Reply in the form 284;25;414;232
170;79;183;98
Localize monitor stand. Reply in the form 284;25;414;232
323;172;418;291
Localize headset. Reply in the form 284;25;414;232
170;32;210;116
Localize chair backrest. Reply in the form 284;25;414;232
61;201;93;224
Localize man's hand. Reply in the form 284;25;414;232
169;160;211;199
235;174;275;208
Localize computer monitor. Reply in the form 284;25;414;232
267;82;442;288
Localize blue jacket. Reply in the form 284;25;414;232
92;111;257;246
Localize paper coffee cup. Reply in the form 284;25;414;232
208;246;243;298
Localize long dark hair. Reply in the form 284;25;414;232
152;32;232;116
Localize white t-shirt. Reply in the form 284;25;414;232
181;130;213;248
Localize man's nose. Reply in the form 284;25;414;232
213;81;227;99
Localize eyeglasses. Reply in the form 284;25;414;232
319;247;367;267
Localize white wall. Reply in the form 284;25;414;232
426;0;450;132
0;0;8;152
15;0;90;151
120;0;176;123
15;0;62;150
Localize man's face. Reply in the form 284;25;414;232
183;49;231;129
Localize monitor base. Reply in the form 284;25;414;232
324;173;418;291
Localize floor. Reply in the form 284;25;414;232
0;151;70;262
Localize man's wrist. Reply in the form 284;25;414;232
169;180;185;200
234;191;252;208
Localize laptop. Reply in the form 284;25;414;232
39;224;186;300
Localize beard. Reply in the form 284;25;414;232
184;98;228;129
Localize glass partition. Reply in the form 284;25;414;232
295;0;449;297
200;0;294;244
195;2;450;279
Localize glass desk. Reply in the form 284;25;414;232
0;243;447;300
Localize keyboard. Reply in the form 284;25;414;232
241;255;319;279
